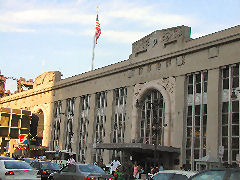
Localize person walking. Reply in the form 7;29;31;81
111;157;121;175
67;153;76;165
133;163;139;179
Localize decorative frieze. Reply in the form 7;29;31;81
208;47;219;59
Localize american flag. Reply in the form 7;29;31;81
95;14;101;44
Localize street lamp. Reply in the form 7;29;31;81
152;119;167;167
136;99;167;167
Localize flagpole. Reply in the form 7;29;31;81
91;35;96;71
91;6;99;71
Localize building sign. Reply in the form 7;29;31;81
19;134;29;146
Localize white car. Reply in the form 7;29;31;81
0;160;40;180
152;170;197;180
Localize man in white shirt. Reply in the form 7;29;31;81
111;157;121;174
67;153;76;165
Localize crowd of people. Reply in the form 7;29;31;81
94;157;165;179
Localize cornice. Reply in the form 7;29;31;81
52;31;240;89
0;86;53;103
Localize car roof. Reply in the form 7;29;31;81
0;156;14;160
155;170;196;177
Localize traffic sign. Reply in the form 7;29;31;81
219;146;224;158
236;154;240;164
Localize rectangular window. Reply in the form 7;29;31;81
185;71;208;170
221;64;240;166
79;95;90;163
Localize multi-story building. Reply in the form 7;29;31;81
1;25;240;170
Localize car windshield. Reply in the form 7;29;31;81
78;165;105;174
153;173;173;180
40;162;61;170
4;161;33;169
191;170;226;180
23;158;37;164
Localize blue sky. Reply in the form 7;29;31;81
1;0;240;92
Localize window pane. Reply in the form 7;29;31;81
188;106;192;116
222;114;228;125
232;77;239;88
194;149;199;159
196;83;201;93
232;113;239;124
232;101;239;112
222;137;228;147
195;105;200;115
222;102;229;113
232;65;239;76
223;79;229;89
195;116;200;126
222;126;228;136
188;85;193;94
232;138;239;149
223;68;229;78
232;125;239;137
194;138;200;148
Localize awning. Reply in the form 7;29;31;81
93;143;180;153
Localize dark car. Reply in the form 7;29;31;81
189;168;240;180
49;163;115;180
30;161;61;180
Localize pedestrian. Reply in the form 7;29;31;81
111;157;121;175
133;162;139;179
98;158;106;169
159;163;164;171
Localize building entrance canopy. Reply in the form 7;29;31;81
93;143;180;153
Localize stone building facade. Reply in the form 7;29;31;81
1;25;240;170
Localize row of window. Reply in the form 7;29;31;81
52;63;240;168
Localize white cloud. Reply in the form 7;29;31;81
102;1;195;27
41;59;46;74
83;29;147;43
103;30;147;44
0;9;95;25
0;24;35;33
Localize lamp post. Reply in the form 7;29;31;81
152;119;167;167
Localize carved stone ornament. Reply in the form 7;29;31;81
161;26;189;44
176;56;185;66
132;35;150;54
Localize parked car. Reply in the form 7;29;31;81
0;156;14;160
48;163;115;180
30;160;61;180
189;168;240;180
152;170;196;180
0;159;40;179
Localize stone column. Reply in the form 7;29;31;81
103;90;114;164
48;102;55;150
59;99;67;150
173;75;186;166
206;69;220;158
125;86;134;143
86;93;96;164
72;97;80;155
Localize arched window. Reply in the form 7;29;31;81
139;89;165;145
